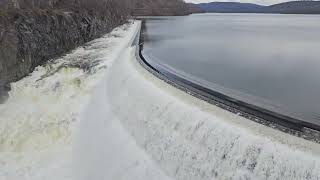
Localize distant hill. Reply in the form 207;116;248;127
197;2;266;13
267;1;320;14
132;0;195;16
196;1;320;14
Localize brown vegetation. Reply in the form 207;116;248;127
132;0;193;16
1;0;196;16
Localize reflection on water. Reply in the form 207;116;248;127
142;14;320;125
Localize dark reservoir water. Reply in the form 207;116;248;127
142;14;320;126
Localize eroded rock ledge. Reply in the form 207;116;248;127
0;9;126;101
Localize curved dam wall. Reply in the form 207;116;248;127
75;21;320;179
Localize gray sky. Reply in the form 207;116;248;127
185;0;293;5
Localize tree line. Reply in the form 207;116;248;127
0;0;194;16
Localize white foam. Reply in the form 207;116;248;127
99;37;320;179
2;18;320;180
74;51;173;179
0;21;139;180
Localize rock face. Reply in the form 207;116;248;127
0;9;126;101
0;0;194;102
0;0;59;9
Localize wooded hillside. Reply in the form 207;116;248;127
196;1;320;14
132;0;193;16
0;0;195;16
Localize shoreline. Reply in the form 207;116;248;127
136;20;320;143
98;21;320;179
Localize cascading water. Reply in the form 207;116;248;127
2;18;320;180
0;22;137;180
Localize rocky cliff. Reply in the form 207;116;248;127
0;0;129;101
0;0;195;102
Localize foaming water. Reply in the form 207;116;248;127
103;39;320;180
0;22;137;179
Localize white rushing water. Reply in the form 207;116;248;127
0;21;138;180
91;29;320;179
1;18;320;180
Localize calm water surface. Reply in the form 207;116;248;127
142;14;320;126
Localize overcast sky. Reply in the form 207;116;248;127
185;0;293;5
